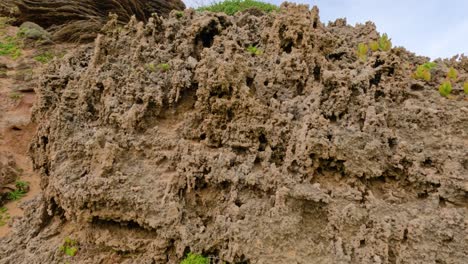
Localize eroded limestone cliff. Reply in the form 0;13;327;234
1;3;467;264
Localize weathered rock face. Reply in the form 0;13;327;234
8;0;186;42
0;155;18;189
1;3;468;264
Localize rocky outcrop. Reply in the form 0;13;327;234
1;3;467;264
8;0;186;42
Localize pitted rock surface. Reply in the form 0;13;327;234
1;4;467;264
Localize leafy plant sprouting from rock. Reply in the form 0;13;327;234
412;62;437;81
175;11;184;18
369;40;379;52
357;43;368;61
358;33;392;62
378;33;392;51
464;82;468;95
437;67;459;97
439;81;452;97
247;45;263;56
446;67;458;81
180;253;210;264
59;237;79;257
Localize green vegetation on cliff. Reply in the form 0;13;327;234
198;0;279;15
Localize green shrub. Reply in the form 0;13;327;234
438;81;452;97
464;82;468;95
180;253;210;264
175;11;184;18
59;237;79;257
357;43;368;61
198;0;279;15
446;67;457;81
369;40;379;52
246;45;263;56
378;33;392;51
413;62;436;82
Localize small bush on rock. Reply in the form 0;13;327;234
247;45;263;56
439;81;452;97
446;67;458;81
369;40;379;52
357;43;368;61
413;62;436;82
59;237;79;257
378;33;392;51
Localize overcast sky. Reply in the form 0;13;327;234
184;0;468;59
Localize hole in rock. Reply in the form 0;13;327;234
422;158;433;167
313;66;321;81
373;59;385;68
369;72;382;87
281;39;293;53
197;21;219;48
410;83;424;91
360;239;366;247
327;52;346;61
246;76;254;88
258;133;267;151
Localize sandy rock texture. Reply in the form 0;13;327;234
1;3;467;264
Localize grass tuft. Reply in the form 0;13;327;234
0;36;22;59
7;189;26;201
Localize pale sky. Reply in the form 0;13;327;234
184;0;468;59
